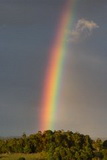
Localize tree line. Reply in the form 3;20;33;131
0;130;107;160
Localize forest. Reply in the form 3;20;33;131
0;130;107;160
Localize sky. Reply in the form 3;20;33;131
0;0;107;138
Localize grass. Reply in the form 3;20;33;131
0;152;48;160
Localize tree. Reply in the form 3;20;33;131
103;140;107;149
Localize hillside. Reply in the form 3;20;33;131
0;130;107;160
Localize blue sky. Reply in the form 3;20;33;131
0;0;107;138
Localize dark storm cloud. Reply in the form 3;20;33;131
57;35;107;137
0;0;107;137
0;0;64;26
0;0;67;136
52;0;107;137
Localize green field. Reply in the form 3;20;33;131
0;152;47;160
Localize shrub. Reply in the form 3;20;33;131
18;157;26;160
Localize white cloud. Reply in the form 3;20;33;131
68;19;99;42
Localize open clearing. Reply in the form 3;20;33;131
0;152;47;160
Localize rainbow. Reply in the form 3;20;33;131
39;0;76;131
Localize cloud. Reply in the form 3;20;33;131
68;19;99;42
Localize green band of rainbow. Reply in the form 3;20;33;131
39;0;77;131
